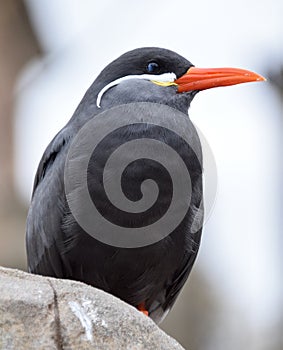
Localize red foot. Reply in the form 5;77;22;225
137;302;149;316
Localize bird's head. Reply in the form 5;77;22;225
90;47;265;113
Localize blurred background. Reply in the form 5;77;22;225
0;0;282;349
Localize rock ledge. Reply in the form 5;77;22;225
0;266;184;349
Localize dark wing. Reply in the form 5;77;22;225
26;128;72;277
149;175;204;324
149;227;203;324
32;131;66;197
166;230;202;309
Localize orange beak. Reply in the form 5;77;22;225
175;67;266;93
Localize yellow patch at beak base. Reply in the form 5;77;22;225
151;80;177;87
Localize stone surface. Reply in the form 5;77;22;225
0;266;184;349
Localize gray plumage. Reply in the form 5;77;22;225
26;48;203;323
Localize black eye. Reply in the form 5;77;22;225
146;62;160;73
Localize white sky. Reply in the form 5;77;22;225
15;0;282;346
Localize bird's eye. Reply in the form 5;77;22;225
146;62;160;73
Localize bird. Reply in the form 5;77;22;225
26;47;265;323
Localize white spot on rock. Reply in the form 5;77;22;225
68;298;109;343
68;301;93;343
82;298;108;328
